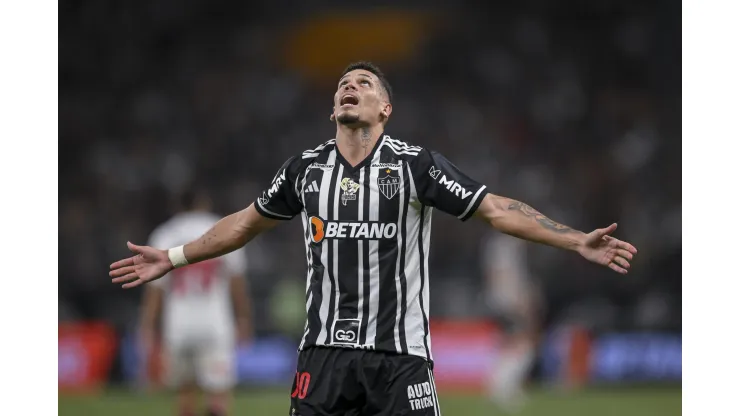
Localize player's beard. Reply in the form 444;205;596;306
336;111;361;125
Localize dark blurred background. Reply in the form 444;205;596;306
59;0;681;411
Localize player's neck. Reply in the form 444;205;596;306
335;124;384;167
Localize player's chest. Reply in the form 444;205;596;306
301;161;412;218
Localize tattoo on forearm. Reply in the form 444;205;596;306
202;230;216;245
507;201;576;233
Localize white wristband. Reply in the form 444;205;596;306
168;245;189;268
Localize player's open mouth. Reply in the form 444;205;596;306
340;94;359;107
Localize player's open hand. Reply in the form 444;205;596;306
577;223;638;274
110;241;174;289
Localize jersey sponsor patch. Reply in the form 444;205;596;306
331;319;360;345
309;217;398;243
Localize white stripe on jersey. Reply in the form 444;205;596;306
422;206;433;360
404;163;425;352
393;160;407;353
381;140;420;156
386;137;422;152
316;149;337;345
298;155;315;350
299;292;312;350
329;163;344;342
357;167;365;344
302;139;336;158
365;147;383;346
298;209;312;350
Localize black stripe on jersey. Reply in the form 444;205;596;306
397;163;412;354
359;168;372;345
324;165;341;342
418;205;432;362
337;245;360;318
337;171;360;320
305;244;324;347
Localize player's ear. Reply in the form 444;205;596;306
330;106;336;122
381;103;392;119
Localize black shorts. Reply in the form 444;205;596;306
288;346;441;416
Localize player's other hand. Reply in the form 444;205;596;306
577;223;638;274
110;241;174;289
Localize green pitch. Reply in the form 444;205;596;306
59;386;680;416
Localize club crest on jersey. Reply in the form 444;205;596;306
340;177;360;206
377;169;400;200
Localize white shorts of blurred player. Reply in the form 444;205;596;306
163;338;236;392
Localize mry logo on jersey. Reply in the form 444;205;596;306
260;169;286;204
429;166;471;199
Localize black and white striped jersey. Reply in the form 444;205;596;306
254;134;488;362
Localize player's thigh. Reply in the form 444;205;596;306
163;342;197;389
289;347;363;416
195;339;236;392
365;356;441;416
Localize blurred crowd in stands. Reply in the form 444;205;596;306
59;0;680;337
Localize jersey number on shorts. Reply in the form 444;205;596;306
291;371;311;400
171;260;219;295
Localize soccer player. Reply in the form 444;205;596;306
481;232;542;412
110;62;637;415
138;190;251;416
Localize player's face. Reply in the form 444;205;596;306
333;70;391;127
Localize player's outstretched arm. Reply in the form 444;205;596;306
474;193;638;274
110;204;280;289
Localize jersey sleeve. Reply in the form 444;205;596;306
410;149;488;221
254;156;304;220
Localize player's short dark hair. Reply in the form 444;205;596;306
342;61;393;103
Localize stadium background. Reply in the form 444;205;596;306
59;0;681;414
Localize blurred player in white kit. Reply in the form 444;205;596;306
482;232;543;413
139;190;252;416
